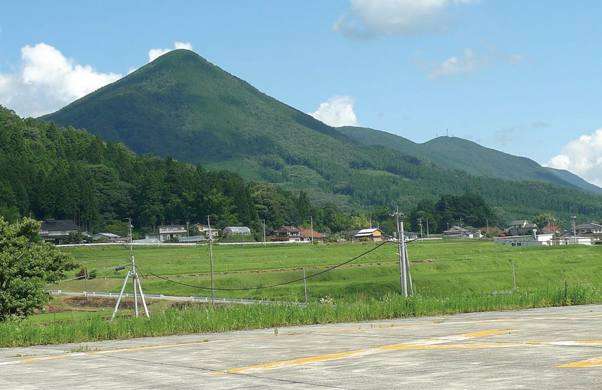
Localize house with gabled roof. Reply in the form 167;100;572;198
298;228;326;242
507;220;538;236
354;228;384;242
40;219;81;244
271;226;303;242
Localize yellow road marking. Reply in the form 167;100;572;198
19;354;75;363
461;330;516;338
9;341;209;365
212;329;518;374
558;357;602;368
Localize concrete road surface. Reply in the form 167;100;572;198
2;304;602;389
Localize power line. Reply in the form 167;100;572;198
137;241;391;292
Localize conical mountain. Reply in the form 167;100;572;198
42;50;448;207
43;49;357;173
42;50;602;217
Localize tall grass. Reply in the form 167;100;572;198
2;282;600;348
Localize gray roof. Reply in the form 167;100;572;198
40;220;80;231
576;223;602;229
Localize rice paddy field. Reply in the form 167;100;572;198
56;239;602;301
3;239;602;347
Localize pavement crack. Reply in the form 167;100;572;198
105;354;348;389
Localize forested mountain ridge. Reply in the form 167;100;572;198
0;105;277;233
37;50;602;225
337;126;602;195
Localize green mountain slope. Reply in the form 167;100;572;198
337;126;602;195
40;50;602;221
544;167;602;195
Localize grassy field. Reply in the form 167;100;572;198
3;239;602;348
55;240;602;302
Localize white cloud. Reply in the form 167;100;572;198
546;129;602;186
334;0;481;39
0;43;121;118
309;96;358;127
148;42;193;62
424;48;525;79
427;49;483;79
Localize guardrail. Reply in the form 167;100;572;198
45;290;296;306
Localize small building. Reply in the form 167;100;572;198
223;226;251;236
271;226;303;242
541;225;560;235
339;230;360;241
298;228;326;242
443;226;481;239
575;223;602;243
507;220;538;236
158;225;187;242
354;228;384;242
39;219;81;244
92;232;121;242
196;224;220;239
494;233;555;247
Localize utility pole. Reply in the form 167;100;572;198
512;259;517;291
303;268;308;305
262;219;266;245
208;215;215;306
310;216;314;244
572;216;577;241
426;217;430;239
418;219;423;239
392;207;407;297
404;237;413;294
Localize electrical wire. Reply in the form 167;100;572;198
137;241;391;291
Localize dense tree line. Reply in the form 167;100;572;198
406;193;497;234
2;105;602;237
0;106;351;235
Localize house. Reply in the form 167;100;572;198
559;223;602;244
196;224;220;239
494;232;555;247
271;226;303;242
354;228;384;242
39;220;81;244
507;220;538;236
480;226;502;236
223;226;251;236
339;230;361;240
541;225;560;235
298;228;326;242
158;225;187;242
443;226;481;239
575;223;602;240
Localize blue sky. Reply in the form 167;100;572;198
1;1;602;185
